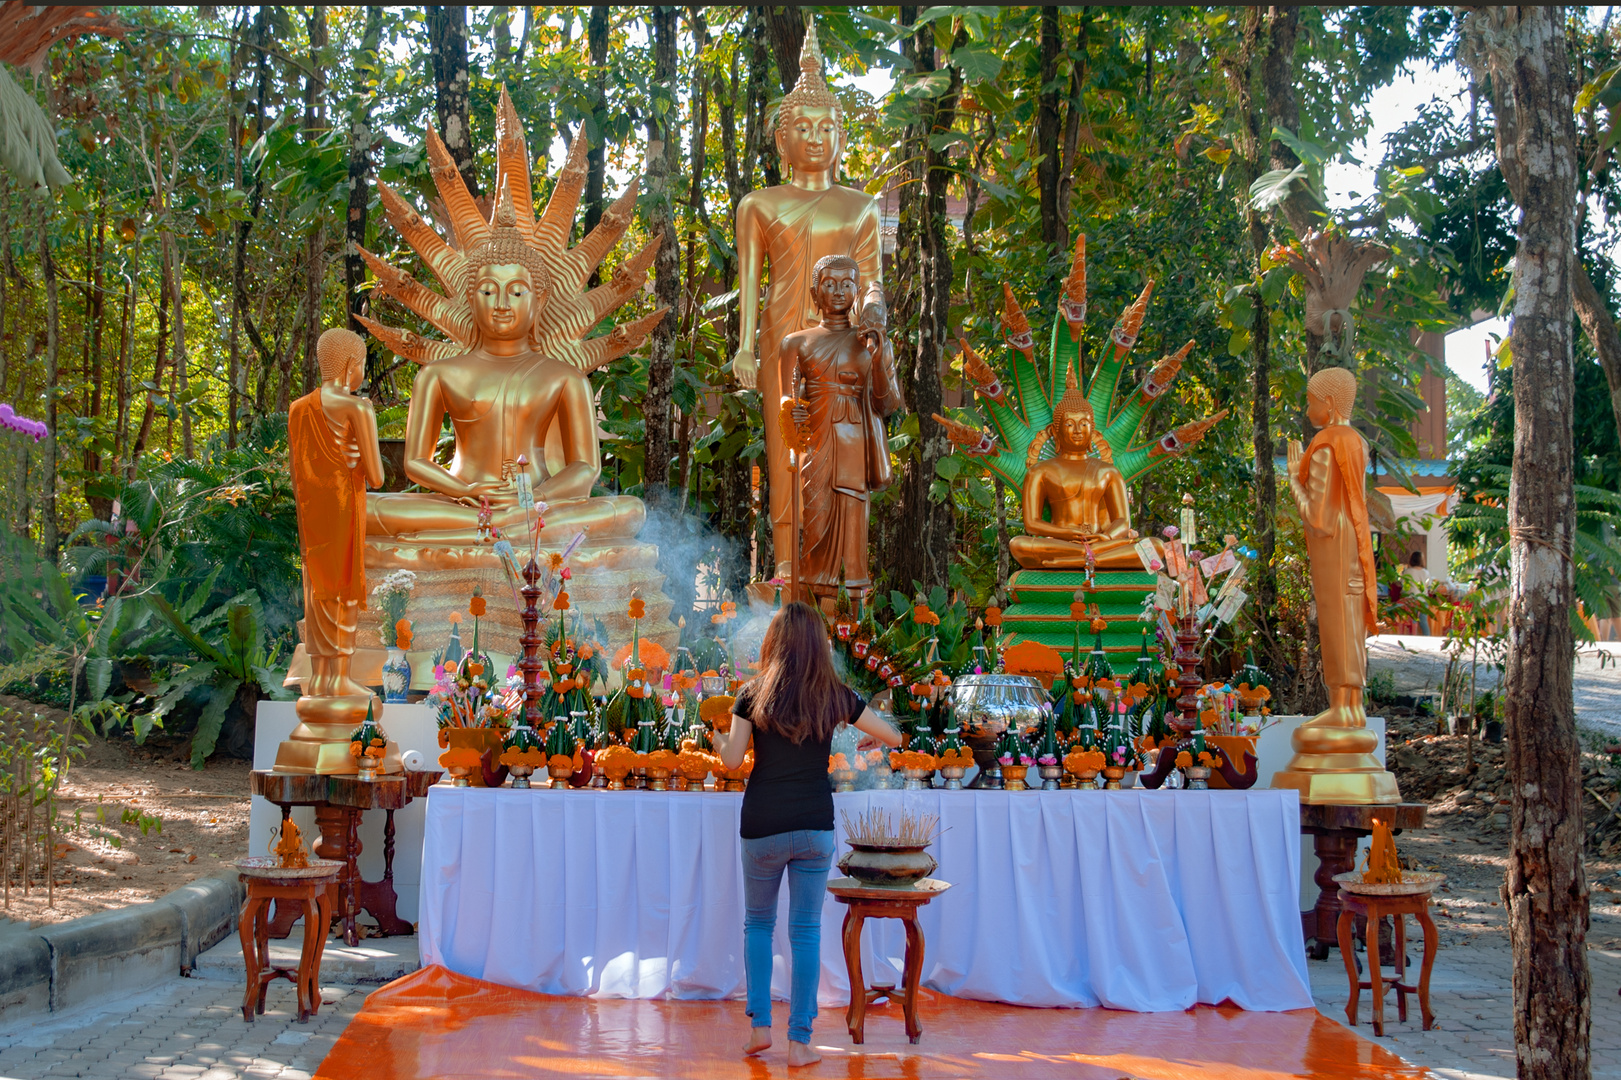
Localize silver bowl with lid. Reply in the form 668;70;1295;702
948;673;1048;740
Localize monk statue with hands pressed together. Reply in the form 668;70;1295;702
1008;366;1142;570
1272;365;1401;803
779;255;902;594
277;327;385;773
733;20;885;577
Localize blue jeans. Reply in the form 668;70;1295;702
741;829;835;1044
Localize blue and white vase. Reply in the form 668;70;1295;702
382;647;412;703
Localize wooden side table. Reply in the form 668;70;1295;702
237;861;341;1023
827;878;950;1045
1300;802;1427;960
1335;887;1438;1036
251;770;440;945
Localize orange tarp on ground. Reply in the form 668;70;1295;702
314;965;1431;1080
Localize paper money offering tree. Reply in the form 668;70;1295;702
934;236;1226;503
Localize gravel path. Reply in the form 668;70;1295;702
1368;634;1621;740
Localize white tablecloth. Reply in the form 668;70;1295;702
418;787;1312;1012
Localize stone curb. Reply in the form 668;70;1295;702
0;869;244;1025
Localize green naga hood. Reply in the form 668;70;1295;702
933;234;1226;493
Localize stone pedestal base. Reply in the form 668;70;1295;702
1272;766;1402;805
274;694;382;775
359;538;680;662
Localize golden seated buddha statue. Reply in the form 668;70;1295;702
351;87;677;654
1008;368;1142;570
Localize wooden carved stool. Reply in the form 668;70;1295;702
238;862;341;1023
827;878;950;1045
1335;887;1438;1036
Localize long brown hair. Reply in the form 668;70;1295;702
747;601;846;745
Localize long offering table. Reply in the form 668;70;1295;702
417;786;1313;1013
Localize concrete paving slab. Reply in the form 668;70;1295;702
191;929;419;986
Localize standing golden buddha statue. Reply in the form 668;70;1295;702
780;255;903;595
733;20;886;578
1272;367;1401;804
276;329;386;774
350;87;677;656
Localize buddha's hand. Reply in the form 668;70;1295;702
858;299;888;331
455;479;514;508
792;402;809;425
1285;439;1306;503
731;348;759;390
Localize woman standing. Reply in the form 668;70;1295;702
712;601;902;1067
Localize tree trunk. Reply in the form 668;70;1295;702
642;6;679;516
887;19;963;593
232;6;274;440
130;259;167;478
1571;260;1621;449
764;7;806;96
301;6;329;397
113;277;132;468
38;202;59;558
1036;7;1063;255
345;5;384;388
582;7;610;245
1467;8;1589;1078
165;232;193;458
85;202;107;512
428;5;479;199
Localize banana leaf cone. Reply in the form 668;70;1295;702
545;714;577;758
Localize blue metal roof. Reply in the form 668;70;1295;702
1270;456;1452;477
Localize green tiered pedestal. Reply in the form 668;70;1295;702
1002;569;1156;675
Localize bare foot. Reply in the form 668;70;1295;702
743;1027;772;1056
787;1041;822;1067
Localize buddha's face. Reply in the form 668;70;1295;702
1054;407;1096;454
812;266;858;316
1306;390;1335;428
777;104;842;173
471;263;541;344
337;351;364;393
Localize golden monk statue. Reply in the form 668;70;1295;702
1272;366;1400;804
276;328;385;774
733;20;885;577
1008;367;1142;570
781;255;903;593
349;87;678;656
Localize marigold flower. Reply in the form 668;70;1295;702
448;611;463;624
984;606;1003;627
629;597;647;619
470;595;487;617
553;591;570;610
912;605;940;626
1071;602;1089;620
1090;617;1108;632
1175;751;1193;768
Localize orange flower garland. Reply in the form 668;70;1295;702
499;746;546;769
699;695;736;732
889;749;937;771
469;593;487;618
1064;748;1105;775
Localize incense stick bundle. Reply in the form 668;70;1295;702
840;807;941;848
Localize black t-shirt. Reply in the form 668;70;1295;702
733;681;866;840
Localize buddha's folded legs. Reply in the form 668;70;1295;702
366;492;645;544
1009;533;1142;571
